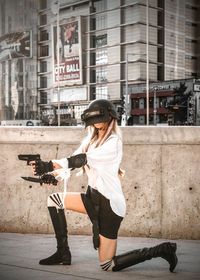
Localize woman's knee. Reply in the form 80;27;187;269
47;192;65;209
46;192;86;213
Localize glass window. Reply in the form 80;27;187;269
18;76;23;87
139;98;145;109
40;92;47;104
185;38;197;43
133;116;139;124
40;30;48;41
40;76;47;88
96;49;107;65
185;55;197;59
40;14;47;26
159;114;168;123
39;0;47;10
139;116;145;125
40;45;49;57
149;97;154;108
19;91;23;104
95;34;107;47
185;21;197;27
94;0;106;12
159;97;167;108
96;15;107;30
96;66;107;83
94;0;107;30
96;86;108;99
40;61;47;73
132;99;139;109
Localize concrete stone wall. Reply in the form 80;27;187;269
0;126;200;239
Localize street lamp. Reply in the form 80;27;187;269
153;86;158;125
122;0;149;126
146;0;149;126
124;53;133;126
51;0;60;126
122;53;146;126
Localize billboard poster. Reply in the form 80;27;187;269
51;87;87;103
53;17;82;85
0;31;32;61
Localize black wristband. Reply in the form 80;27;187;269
68;153;87;168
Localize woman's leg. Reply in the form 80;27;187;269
111;242;178;272
39;192;87;265
98;235;117;271
98;235;178;272
98;235;117;262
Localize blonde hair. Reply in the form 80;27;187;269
82;119;125;177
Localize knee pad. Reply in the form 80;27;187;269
47;192;65;209
100;259;114;271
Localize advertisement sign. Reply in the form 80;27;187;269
0;31;32;61
51;87;87;103
52;17;82;85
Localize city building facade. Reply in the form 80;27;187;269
0;0;200;125
0;0;38;121
129;78;200;125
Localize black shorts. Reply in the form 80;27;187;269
81;186;123;239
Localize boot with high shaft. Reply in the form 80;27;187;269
112;242;178;272
39;207;71;265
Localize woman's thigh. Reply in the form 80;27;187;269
64;192;87;214
98;234;117;262
64;192;117;262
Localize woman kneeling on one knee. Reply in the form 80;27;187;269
30;99;178;272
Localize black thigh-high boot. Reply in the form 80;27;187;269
112;242;178;272
39;207;71;265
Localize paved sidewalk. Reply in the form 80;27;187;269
0;233;199;280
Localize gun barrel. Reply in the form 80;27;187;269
18;154;41;164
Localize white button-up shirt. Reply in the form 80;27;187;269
53;133;126;217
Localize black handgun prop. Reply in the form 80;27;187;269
18;154;41;165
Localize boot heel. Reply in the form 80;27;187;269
61;250;72;265
62;259;71;265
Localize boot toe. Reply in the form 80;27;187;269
167;243;178;272
169;253;178;272
160;242;178;272
39;250;71;265
39;251;61;265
